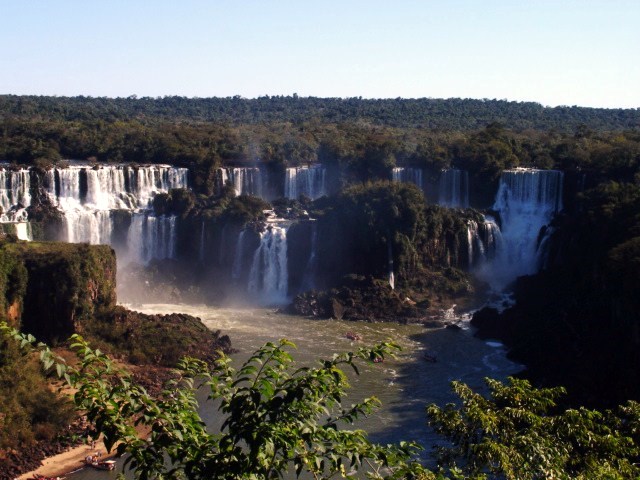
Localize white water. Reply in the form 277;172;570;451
482;168;563;289
218;167;264;198
43;164;188;263
231;229;247;280
14;222;32;241
467;215;502;269
0;168;33;238
126;213;177;264
299;222;318;292
438;169;469;208
392;167;424;191
247;224;289;304
0;168;31;223
285;165;327;200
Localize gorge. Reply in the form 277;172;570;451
0;162;564;309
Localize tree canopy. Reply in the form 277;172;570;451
3;323;640;479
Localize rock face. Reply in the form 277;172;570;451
0;239;116;344
0;237;234;360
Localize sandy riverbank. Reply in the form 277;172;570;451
16;439;113;480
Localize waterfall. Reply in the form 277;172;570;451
467;216;502;269
42;164;188;263
467;220;481;267
231;230;247;280
387;237;395;290
0;169;32;223
439;169;469;208
285;166;327;200
64;209;113;244
126;213;177;264
392;167;424;191
15;222;32;241
218;167;264;198
248;224;289;304
483;168;563;289
536;226;556;271
300;222;318;291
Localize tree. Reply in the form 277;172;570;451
426;377;640;479
0;323;431;480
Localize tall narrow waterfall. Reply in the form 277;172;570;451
387;238;395;290
439;169;469;208
218;167;264;198
126;213;177;264
299;222;318;291
231;230;247;280
248;224;289;304
392;167;424;191
485;168;563;289
0;168;32;222
467;216;502;268
285;166;327;200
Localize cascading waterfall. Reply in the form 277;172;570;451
467;220;482;267
392;167;424;191
43;164;188;263
14;222;32;241
466;216;502;268
46;165;188;211
285;166;327;200
218;167;264;198
231;230;247;280
126;213;177;264
439;169;469;208
299;222;318;291
536;226;556;271
248;223;289;304
483;168;563;289
0;168;32;223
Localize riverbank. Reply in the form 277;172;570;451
16;439;112;480
1;350;179;480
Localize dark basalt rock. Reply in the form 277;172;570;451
288;276;424;322
97;306;236;367
470;307;510;340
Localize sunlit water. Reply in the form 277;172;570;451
69;304;519;478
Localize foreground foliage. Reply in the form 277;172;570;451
0;323;429;479
3;322;640;479
427;378;640;479
0;334;74;449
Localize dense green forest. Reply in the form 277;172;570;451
1;95;639;130
2;95;640;207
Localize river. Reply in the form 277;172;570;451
68;304;519;479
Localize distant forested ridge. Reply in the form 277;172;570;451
1;94;638;131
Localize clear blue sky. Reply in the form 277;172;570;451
1;0;638;108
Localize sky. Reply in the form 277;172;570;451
0;0;638;108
